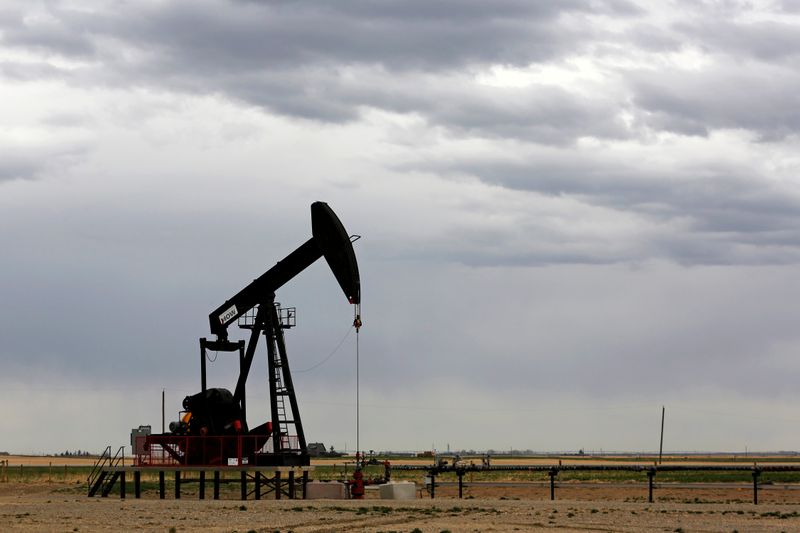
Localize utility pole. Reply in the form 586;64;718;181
658;406;665;465
162;389;165;434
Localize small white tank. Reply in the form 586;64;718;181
379;481;416;500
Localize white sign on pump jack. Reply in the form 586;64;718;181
219;304;238;325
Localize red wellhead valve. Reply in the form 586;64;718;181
350;469;365;499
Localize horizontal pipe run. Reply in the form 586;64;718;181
392;464;795;473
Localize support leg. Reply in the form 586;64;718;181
159;471;165;500
120;471;126;499
275;470;282;500
753;470;760;505
214;471;220;500
289;471;295;499
240;471;247;501
134;471;141;499
199;471;205;500
302;470;309;499
255;472;261;500
175;471;181;499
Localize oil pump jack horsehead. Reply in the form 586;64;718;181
147;202;361;467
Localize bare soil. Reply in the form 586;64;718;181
4;456;800;531
3;480;800;532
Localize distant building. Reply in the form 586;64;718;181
307;443;327;457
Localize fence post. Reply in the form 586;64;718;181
752;468;760;505
549;468;557;501
457;469;464;499
48;462;52;482
647;468;655;503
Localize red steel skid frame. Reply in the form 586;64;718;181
135;435;301;467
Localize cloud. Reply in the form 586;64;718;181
0;0;641;142
630;61;800;140
2;0;799;147
0;149;48;182
3;0;800;454
0;5;96;58
24;1;638;68
392;126;800;266
0;144;86;183
4;0;799;147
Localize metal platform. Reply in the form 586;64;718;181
88;464;314;500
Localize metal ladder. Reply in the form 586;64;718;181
272;348;300;453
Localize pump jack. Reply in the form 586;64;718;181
144;202;360;467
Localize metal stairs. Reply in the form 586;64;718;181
87;446;125;497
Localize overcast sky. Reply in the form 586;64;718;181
2;0;800;455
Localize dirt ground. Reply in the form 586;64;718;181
3;480;800;532
4;455;800;531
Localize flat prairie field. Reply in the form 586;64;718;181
0;482;800;533
4;480;800;532
3;455;98;466
3;455;800;531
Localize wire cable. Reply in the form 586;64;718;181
354;304;362;462
294;325;354;373
356;319;360;462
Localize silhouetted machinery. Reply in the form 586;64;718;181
143;202;360;467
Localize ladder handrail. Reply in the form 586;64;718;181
88;446;126;496
87;446;112;489
110;445;125;468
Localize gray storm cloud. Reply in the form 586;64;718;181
1;0;800;453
